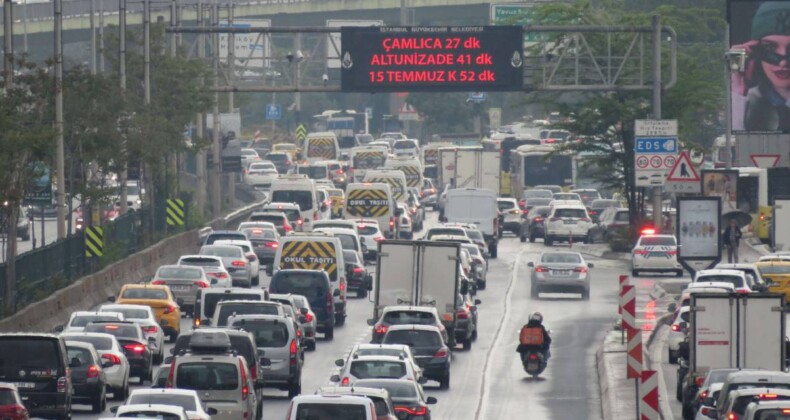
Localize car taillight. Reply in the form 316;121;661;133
142;325;159;333
528;353;539;360
101;353;121;365
164;305;177;314
701;407;710;415
57;376;67;393
151;280;166;285
215;271;229;278
194;281;209;288
289;339;298;366
374;324;389;335
327;292;334;313
573;266;588;273
698;391;708;401
727;412;736;420
760;393;779;399
284;224;293;232
434;348;449;358
341;377;350;386
535;265;549;272
518;199;526;208
232;260;247;267
695;376;705;386
353;267;364;274
124;344;146;353
736;289;750;294
374;236;385;242
239;359;249;400
87;364;100;378
457;309;469;319
304;312;313;322
166;360;176;388
389;217;395;230
336;169;344;175
265;241;279;248
633;250;649;255
533;217;543;222
395;406;427;416
297;219;304;226
314;211;319;221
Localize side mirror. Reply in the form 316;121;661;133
69;357;82;368
362;244;368;254
107;296;116;303
321;204;328;212
102;360;114;369
474;299;482;305
366;280;373;291
259;358;272;367
359;237;366;244
53;325;64;334
164;356;173;364
300;307;308;315
667;303;677;313
265;265;274;276
527;262;534;267
329;374;341;383
335;358;345;367
206;408;218;416
459;283;468;296
587;263;594;268
367;319;376;326
426;396;437;405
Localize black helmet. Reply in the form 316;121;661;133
529;312;543;323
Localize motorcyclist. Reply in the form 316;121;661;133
516;312;552;362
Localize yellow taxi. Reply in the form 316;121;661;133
325;188;345;218
272;142;300;160
755;259;790;302
114;284;182;339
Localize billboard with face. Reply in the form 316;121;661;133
729;0;790;133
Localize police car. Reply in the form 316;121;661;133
630;231;683;277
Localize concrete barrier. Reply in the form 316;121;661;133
0;197;267;333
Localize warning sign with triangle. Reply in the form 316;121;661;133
666;151;700;182
400;103;416;114
750;154;780;168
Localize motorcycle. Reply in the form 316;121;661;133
521;349;547;377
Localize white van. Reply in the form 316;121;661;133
286;395;376;420
304;132;339;164
445;188;500;258
271;233;348;325
384;156;424;189
344;182;396;238
350;145;388;182
269;175;325;231
363;169;408;203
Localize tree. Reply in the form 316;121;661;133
406;92;487;136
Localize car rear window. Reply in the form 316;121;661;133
382;311;436;325
357;225;379;235
639;237;677;246
216;304;279;326
71;315;120;327
121;288;168;300
497;201;516;211
427;228;465;238
128;393;197;411
267;154;288;162
0;338;61;379
553;208;586;218
157;267;203;280
176;362;238;391
615;211;630;222
0;389;17;405
592;199;619;209
350;361;406;379
203;294;263;318
206;233;247;245
249;215;284;225
295;403;367;420
241;228;277;240
180;258;221;267
103;308;149;320
355;380;417;399
697;275;744;288
201;247;243;258
384;330;442;347
66;346;94;366
759;265;790;275
84;324;139;339
393;141;416;149
270;273;328;298
541;253;582;264
64;336;113;350
231;320;289;348
118;411;181;420
354;349;404;358
271;190;313;211
755;409;790;419
335;234;356;251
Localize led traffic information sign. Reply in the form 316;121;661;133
340;26;524;92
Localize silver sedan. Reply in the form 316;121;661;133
528;251;593;300
291;295;318;351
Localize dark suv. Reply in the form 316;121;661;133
0;333;75;419
382;325;451;390
520;206;551;243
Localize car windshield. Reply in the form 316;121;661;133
157;267;203;280
759;265;790;275
271;191;313;211
463;245;481;257
295;404;367;420
121;288;168;300
382;311;436;325
639;236;677;246
71;315;120;327
541;253;582;264
64;336;113;350
203;294;262;318
126;393;197;411
201;247;242;258
697;275;744;288
384;330;442;347
497;201;516;211
349;361;406;379
180;258;221;268
0;338;60;379
357;225;379;235
216;304;279;326
84;323;139;339
553;209;586;218
231;320;289;348
270;273;327;298
176;362;238;391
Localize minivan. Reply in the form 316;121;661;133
193;288;269;327
268;269;336;340
0;334;75;419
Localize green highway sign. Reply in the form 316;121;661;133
490;4;543;42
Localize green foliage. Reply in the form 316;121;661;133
406;92;486;135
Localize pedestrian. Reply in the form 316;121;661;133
723;218;743;263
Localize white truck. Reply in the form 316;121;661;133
444;188;500;258
680;293;786;412
373;240;462;343
437;147;500;192
772;196;790;251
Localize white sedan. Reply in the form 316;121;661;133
212;239;261;285
99;304;166;364
61;332;131;400
667;306;689;364
125;389;215;420
631;234;683;277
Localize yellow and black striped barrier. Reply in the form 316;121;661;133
85;226;104;257
166;198;185;226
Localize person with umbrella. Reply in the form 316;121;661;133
723;218;743;263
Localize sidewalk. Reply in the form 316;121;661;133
597;239;767;419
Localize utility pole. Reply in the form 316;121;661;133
143;0;150;105
211;1;222;216
55;0;66;239
170;0;177;57
118;0;128;216
294;33;302;128
226;1;235;209
3;0;12;83
98;0;105;72
195;0;206;218
21;0;27;53
90;0;96;74
651;14;663;231
724;24;733;170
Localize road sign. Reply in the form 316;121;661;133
265;104;281;121
218;19;271;69
635;119;678;136
468;92;486;102
340;26;524;92
640;370;660;420
399;103;419;121
635;137;677;154
750;154;780;168
365;107;373;118
490;4;543;42
166;198;185;226
666;151;700;182
295;124;307;141
85;226;104;258
618;275;629;315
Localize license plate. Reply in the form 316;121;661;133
527;362;538;370
648;252;666;258
171;285;191;292
14;382;35;389
563;220;577;224
552;270;571;275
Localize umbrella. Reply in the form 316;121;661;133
722;210;752;228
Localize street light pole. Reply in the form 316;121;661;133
724;24;734;170
55;0;66;239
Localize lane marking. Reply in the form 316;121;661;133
474;248;524;420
